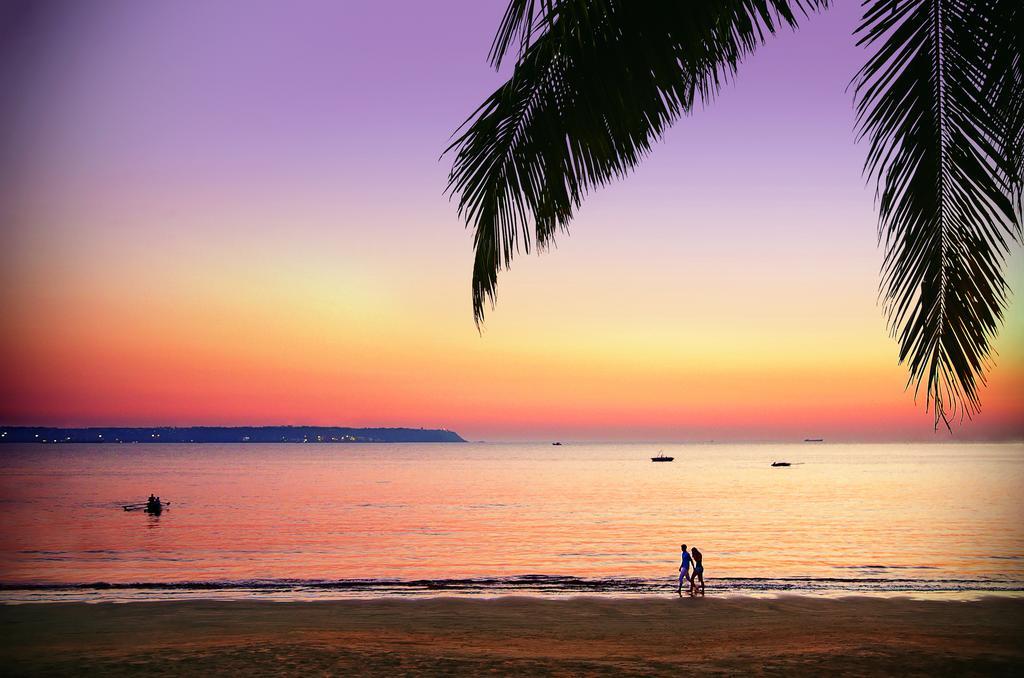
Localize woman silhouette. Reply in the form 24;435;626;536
689;547;704;596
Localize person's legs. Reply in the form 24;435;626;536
696;570;704;595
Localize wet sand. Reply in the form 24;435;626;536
2;596;1022;675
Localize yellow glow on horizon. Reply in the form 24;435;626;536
3;202;1022;440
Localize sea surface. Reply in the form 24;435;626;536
0;442;1021;602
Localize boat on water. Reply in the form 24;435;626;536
552;442;562;446
123;500;170;513
651;453;674;462
771;461;792;467
803;438;824;442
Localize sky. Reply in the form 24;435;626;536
1;0;1021;442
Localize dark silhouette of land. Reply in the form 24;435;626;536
0;426;466;444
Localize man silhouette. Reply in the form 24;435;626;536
677;544;691;596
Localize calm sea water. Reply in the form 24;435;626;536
1;442;1021;602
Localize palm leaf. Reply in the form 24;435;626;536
853;0;1023;428
447;0;828;326
984;0;1023;216
488;0;556;69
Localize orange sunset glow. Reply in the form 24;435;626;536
2;2;1024;674
1;0;1021;441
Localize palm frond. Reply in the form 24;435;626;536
488;0;556;69
984;0;1023;216
448;0;828;326
853;0;1023;429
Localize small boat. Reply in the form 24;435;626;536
552;442;562;446
651;452;674;462
123;501;170;513
771;461;791;467
803;438;824;443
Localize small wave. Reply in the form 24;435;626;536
2;575;1022;602
837;565;940;571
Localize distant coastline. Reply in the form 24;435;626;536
0;426;466;444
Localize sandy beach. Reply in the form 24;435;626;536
2;596;1022;675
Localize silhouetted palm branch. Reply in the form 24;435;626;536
448;0;1022;429
853;0;1023;428
446;0;828;326
985;0;1023;215
488;0;554;69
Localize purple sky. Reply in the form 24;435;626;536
1;1;1021;440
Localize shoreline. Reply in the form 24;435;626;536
3;574;1021;605
4;590;1023;605
3;596;1022;674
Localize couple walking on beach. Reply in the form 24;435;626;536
677;544;704;596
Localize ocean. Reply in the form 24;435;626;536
1;442;1021;602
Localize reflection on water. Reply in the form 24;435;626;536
0;442;1021;600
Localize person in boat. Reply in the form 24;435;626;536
689;547;705;596
146;494;159;512
677;544;692;596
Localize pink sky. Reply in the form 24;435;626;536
1;1;1021;441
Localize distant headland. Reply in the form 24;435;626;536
0;426;466;444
